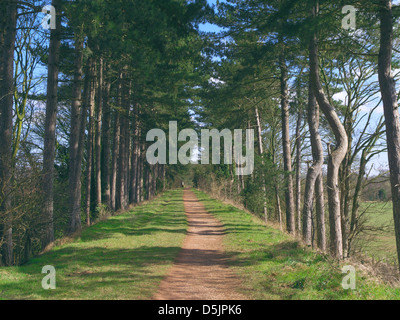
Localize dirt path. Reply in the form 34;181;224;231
153;189;248;300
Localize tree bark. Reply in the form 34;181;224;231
85;60;96;226
117;115;126;209
378;0;400;268
280;54;295;234
315;172;326;252
255;107;268;221
69;35;84;233
130;105;139;204
42;0;62;248
302;84;324;246
309;6;348;259
95;57;103;208
138;143;145;202
275;185;283;231
110;109;120;211
136;138;143;203
0;0;17;266
340;114;353;257
101;73;112;207
124;103;130;206
295;105;303;234
117;71;130;210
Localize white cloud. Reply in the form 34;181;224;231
208;77;225;85
333;91;384;115
359;104;384;114
333;91;347;104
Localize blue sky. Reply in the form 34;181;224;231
199;0;225;33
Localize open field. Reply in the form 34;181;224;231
357;202;397;264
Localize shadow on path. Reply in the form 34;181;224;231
153;190;249;300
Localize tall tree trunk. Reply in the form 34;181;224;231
295;106;303;234
69;35;84;233
255;107;268;221
149;166;154;199
130;106;139;204
378;0;400;268
95;57;103;208
136;136;142;203
280;54;295;234
117;71;130;210
315;172;326;252
0;0;17;266
42;0;62;248
85;60;96;226
302;85;324;246
146;165;151;200
117;115;127;210
340;115;353;257
309;3;348;259
110;110;120;211
139;143;145;202
101;74;112;207
348;151;367;254
275;185;283;231
124;105;130;207
129;138;138;204
110;76;122;211
162;164;166;191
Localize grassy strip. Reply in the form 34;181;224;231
194;189;400;300
0;190;187;300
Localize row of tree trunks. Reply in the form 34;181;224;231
74;61;160;227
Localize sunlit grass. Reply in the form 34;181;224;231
0;190;187;300
194;190;400;300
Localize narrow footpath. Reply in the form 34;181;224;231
153;189;248;300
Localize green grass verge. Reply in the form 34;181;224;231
194;190;400;300
0;190;187;300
